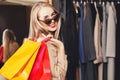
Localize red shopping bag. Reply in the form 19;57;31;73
29;40;52;80
0;46;3;62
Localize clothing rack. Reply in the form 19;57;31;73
73;0;120;5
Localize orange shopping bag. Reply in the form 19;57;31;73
0;39;41;80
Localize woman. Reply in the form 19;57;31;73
28;2;67;80
1;29;19;63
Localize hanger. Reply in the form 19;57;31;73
84;0;86;6
73;0;75;4
118;1;120;4
94;1;99;12
99;0;102;5
111;1;114;5
86;0;88;4
80;0;83;4
76;1;79;7
72;0;79;14
91;0;94;4
94;1;97;8
102;1;105;6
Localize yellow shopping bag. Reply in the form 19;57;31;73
11;47;39;80
0;39;41;80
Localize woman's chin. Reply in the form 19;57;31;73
48;27;57;32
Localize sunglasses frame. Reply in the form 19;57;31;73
39;13;60;25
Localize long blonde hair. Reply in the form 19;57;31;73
2;29;16;45
2;29;18;62
28;2;61;40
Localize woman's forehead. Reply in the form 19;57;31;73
38;7;54;18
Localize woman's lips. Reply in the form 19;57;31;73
50;23;56;28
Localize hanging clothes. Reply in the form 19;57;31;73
78;3;85;64
82;3;97;80
60;0;79;80
101;3;108;80
102;3;108;63
78;3;85;80
83;3;96;63
93;3;103;80
106;2;117;80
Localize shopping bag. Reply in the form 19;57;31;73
28;38;52;80
0;46;3;61
0;39;41;80
11;45;39;80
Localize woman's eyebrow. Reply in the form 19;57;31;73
51;11;56;16
44;15;49;20
43;11;56;20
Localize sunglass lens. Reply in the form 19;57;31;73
43;14;60;25
54;14;60;21
44;19;52;24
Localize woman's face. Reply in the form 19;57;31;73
38;7;59;32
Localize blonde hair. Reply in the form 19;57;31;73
28;2;61;39
2;29;16;44
2;29;19;62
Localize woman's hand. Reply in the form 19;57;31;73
49;38;64;50
41;33;65;56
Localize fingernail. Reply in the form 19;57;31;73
42;37;52;42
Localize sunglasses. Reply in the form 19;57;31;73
39;14;60;25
